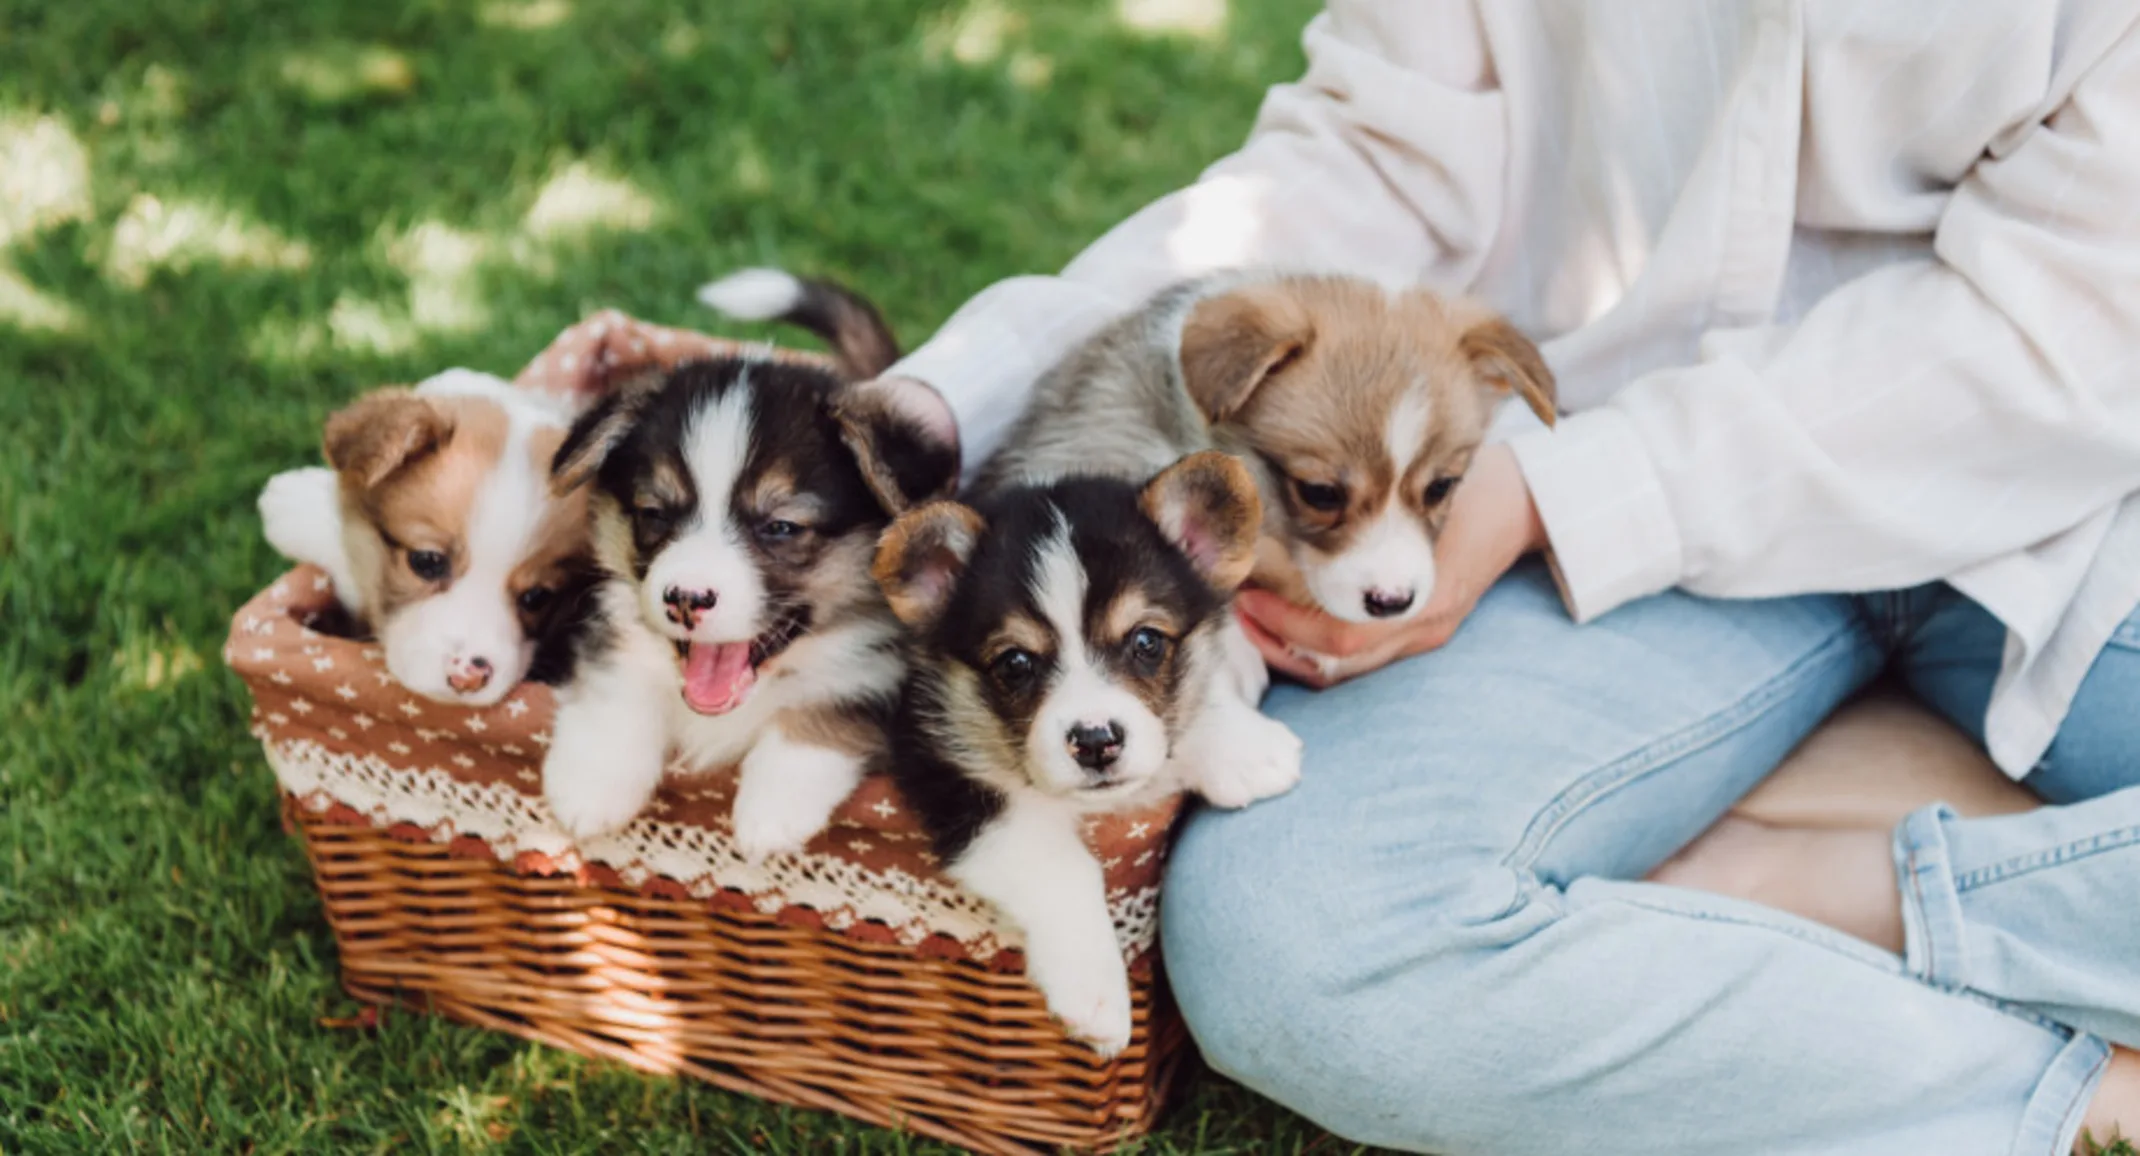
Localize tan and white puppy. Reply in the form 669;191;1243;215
257;370;595;705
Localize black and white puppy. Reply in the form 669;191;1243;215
541;282;957;856
872;451;1266;1055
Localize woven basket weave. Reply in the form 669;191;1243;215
286;803;1188;1154
231;313;1195;1154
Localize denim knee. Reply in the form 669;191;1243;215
1161;808;1519;1147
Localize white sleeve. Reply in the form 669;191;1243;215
887;0;1510;467
1511;25;2140;621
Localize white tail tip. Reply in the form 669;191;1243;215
697;267;804;320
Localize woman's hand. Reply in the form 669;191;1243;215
1237;444;1546;688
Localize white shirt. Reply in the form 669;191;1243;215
888;0;2140;778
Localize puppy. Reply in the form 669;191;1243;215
257;369;596;705
978;272;1558;627
539;281;957;853
874;451;1264;1055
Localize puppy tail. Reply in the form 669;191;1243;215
697;268;901;381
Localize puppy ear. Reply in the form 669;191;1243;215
1139;450;1263;592
1179;286;1312;421
1460;316;1557;428
549;387;647;495
322;389;453;489
873;500;985;630
832;375;961;515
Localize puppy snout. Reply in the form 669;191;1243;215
662;585;718;627
1066;721;1126;772
447;654;493;694
1363;587;1416;619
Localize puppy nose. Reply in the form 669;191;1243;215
1363;588;1416;618
447;655;493;694
662;585;718;627
1067;722;1126;771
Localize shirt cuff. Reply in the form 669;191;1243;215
883;276;1128;484
884;313;1037;484
1508;407;1685;623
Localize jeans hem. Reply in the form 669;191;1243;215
2016;1030;2110;1156
1897;803;1970;988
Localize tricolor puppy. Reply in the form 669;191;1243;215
977;272;1558;628
873;451;1268;1055
539;279;957;853
257;369;596;705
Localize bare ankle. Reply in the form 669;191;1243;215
2080;1048;2140;1154
1651;817;1905;953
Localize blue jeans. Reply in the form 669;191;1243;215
1163;563;2140;1156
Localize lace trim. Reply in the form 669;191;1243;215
263;737;1159;964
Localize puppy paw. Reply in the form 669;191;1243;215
543;729;659;842
259;469;346;575
1033;950;1134;1058
1189;711;1303;810
728;788;836;864
730;732;862;864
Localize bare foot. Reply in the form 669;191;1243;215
2079;1047;2140;1154
1650;815;1905;953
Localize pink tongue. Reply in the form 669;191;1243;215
682;642;757;715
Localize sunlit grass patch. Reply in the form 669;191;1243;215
1118;0;1230;38
0;262;82;334
522;162;664;239
278;44;417;105
103;195;313;288
479;0;572;31
921;0;1025;65
112;634;208;694
0;113;91;248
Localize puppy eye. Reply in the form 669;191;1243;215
1423;476;1459;506
1127;626;1170;669
757;518;807;543
406;549;450;581
1292;478;1346;513
633;503;674;534
990;649;1038;692
516;585;554;615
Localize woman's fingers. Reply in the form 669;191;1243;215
1236;608;1337;688
1235;589;1385;658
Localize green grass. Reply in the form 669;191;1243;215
0;0;1381;1150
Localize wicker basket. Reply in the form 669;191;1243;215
229;314;1195;1154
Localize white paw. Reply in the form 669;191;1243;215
1218;613;1271;702
1189;711;1303;810
543;727;660;842
259;467;340;562
259;468;324;540
728;787;837;863
730;732;862;864
1031;947;1134;1057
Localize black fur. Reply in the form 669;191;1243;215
887;673;1007;861
768;277;902;383
524;562;608;686
545;356;909;681
889;475;1228;861
592;359;888;556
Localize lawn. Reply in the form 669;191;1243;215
0;0;1375;1150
